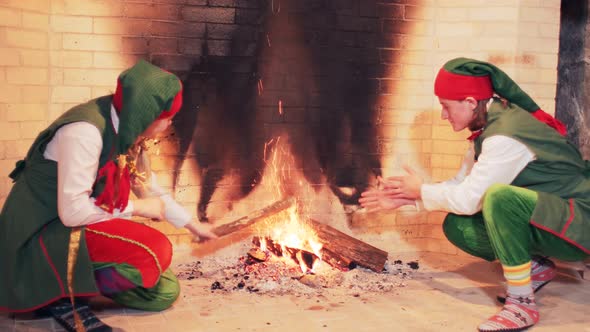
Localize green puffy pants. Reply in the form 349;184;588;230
442;184;587;266
92;262;180;312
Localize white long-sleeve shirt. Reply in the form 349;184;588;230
43;106;134;227
420;135;535;215
44;105;192;228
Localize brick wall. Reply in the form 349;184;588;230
0;0;562;254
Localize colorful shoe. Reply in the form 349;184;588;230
497;257;556;303
478;295;539;332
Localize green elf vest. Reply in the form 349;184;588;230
474;99;590;254
0;60;182;312
0;97;116;312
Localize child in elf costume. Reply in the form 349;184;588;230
0;60;216;332
360;57;589;332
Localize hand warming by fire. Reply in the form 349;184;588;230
358;166;423;213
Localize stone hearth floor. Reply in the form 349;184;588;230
1;243;588;332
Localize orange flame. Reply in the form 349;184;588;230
258;136;323;273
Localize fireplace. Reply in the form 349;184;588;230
0;0;564;256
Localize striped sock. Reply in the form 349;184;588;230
503;261;533;296
478;261;539;332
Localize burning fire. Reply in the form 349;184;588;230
257;137;324;273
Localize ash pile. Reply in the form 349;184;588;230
175;241;420;296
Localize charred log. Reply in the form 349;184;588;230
211;197;296;237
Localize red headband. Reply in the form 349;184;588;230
434;68;493;100
112;79;183;119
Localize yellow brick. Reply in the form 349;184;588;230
481;22;518;37
536;98;555;114
407;21;434;36
431;168;454;182
48;103;66;121
431;154;462;169
517;22;539;37
51;15;92;33
521;83;557;99
422;140;433;153
469;7;518;21
21;49;49;66
20;121;47;139
5;29;48;49
173;186;199;204
436;7;469;22
1;0;50;12
432;125;464;140
6;67;48;85
380;125;396;139
0;7;22;27
405;6;435;20
50;67;64;85
51;86;90;103
93;17;125;35
432;140;469;155
22;12;49;31
427;211;447;225
521;7;560;24
540;0;560;8
93;18;150;35
402;36;435;50
521;0;541;5
0;122;21;140
52;0;124;17
471;37;518;51
435;22;475;37
5;139;33;158
0;141;5;159
435;36;466;51
49;33;62;50
517;68;556;85
0;48;21;66
0;158;22;180
397;51;432;66
21;86;49;103
0;85;21;103
63;34;121;52
437;0;485;6
402;95;436;111
406;125;432;139
401;64;433;80
92;86;113;98
4;103;46;121
534;53;558;69
539;23;559;38
93;52;138;69
519;37;559;53
392;80;432;96
50;50;93;68
63;68;120;86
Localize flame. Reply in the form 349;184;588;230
257;136;323;273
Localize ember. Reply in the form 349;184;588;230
175;241;417;296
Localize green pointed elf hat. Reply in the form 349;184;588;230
113;59;183;154
434;57;566;135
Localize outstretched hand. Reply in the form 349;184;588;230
380;165;423;200
358;188;414;212
185;222;219;242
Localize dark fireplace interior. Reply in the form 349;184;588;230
165;0;408;223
